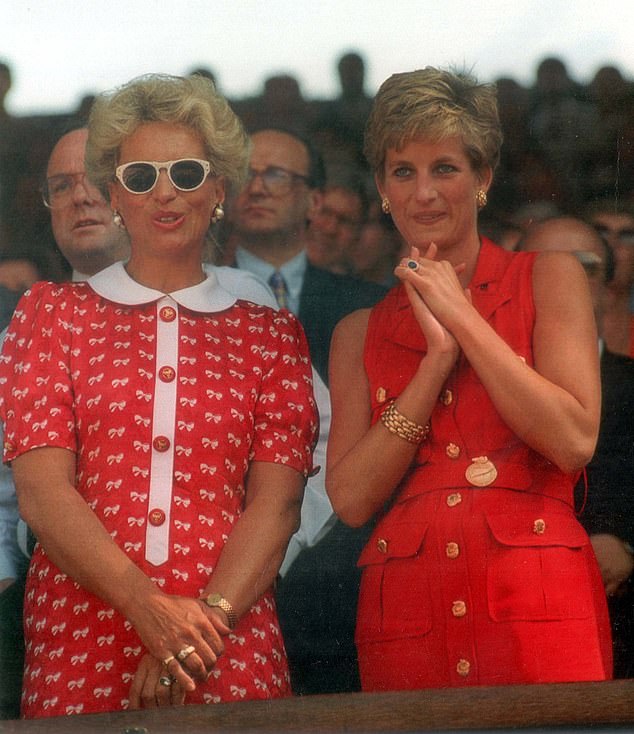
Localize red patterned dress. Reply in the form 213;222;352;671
0;263;317;718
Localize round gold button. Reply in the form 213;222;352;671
159;366;176;382
446;443;461;459
377;538;388;554
456;659;471;677
452;600;467;617
446;492;462;507
376;387;387;404
159;306;177;322
148;508;166;526
446;542;460;559
533;518;546;535
440;389;453;406
465;456;497;487
153;436;171;452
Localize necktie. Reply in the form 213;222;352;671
268;270;288;309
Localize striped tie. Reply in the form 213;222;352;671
268;270;288;309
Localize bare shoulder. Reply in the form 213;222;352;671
330;308;372;384
531;250;587;288
530;250;592;308
332;307;372;345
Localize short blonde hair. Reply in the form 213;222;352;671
86;73;249;199
364;67;502;180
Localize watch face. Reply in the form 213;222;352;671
207;592;222;605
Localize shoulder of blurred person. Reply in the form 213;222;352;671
298;262;387;381
0;284;21;332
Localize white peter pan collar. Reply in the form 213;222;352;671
88;261;237;313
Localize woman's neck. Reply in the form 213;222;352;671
124;256;206;293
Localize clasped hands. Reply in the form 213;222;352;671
128;595;230;709
396;243;470;355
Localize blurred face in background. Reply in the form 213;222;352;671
46;129;128;275
231;130;318;240
306;186;363;273
589;212;634;292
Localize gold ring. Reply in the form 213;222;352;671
162;655;175;667
176;644;196;662
158;675;172;687
406;259;419;271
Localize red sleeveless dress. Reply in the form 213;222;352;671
357;239;612;690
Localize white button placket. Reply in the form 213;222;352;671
145;297;179;566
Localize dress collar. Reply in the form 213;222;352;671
88;261;237;313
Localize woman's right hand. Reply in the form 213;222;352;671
396;245;461;361
127;592;227;692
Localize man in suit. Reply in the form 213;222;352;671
229;127;386;384
228;128;387;695
518;216;634;678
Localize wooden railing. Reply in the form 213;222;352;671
1;679;634;732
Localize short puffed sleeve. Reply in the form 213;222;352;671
0;282;82;462
249;309;318;477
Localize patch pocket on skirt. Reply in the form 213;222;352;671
356;521;432;642
486;511;594;622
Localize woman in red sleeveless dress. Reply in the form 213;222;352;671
326;68;612;691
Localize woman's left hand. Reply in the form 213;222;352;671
396;243;471;335
128;653;188;709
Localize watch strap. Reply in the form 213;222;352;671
202;593;237;629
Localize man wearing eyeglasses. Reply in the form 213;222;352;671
305;180;367;276
42;128;129;279
229;127;386;384
1;126;129;718
584;200;634;359
228;128;387;697
518;216;634;679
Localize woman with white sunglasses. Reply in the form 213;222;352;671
0;73;318;718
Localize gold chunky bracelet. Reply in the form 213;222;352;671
380;401;430;444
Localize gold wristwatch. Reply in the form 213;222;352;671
201;592;237;629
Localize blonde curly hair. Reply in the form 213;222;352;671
86;73;250;200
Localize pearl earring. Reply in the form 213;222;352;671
211;202;225;224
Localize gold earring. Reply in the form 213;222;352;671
211;202;225;224
476;190;488;209
381;198;391;215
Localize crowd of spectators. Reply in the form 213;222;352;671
0;51;633;720
1;53;634;289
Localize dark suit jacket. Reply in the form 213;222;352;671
0;286;20;332
577;348;634;678
298;263;388;383
578;349;634;544
277;265;386;694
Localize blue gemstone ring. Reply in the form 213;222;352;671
406;259;419;270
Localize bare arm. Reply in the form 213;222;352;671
129;460;305;709
428;252;601;472
201;460;305;621
326;298;458;527
13;447;223;693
